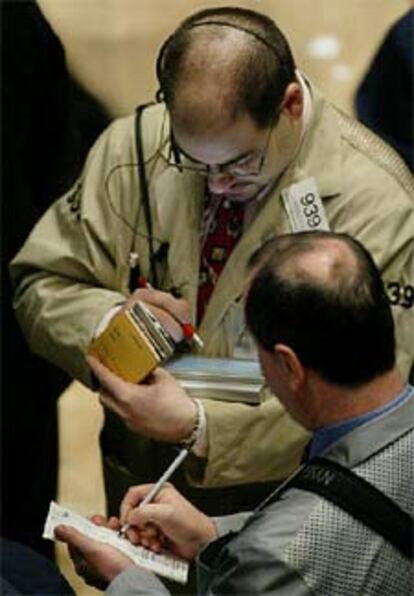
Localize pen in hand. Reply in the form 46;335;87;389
118;446;190;538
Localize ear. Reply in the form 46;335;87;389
281;82;303;120
274;343;305;390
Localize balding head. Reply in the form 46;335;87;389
156;7;296;132
246;232;395;387
282;236;356;281
167;30;247;134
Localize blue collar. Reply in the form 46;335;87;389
308;384;413;460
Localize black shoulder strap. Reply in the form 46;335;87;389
287;457;413;560
135;103;158;287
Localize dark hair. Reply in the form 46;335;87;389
156;6;296;127
245;232;396;387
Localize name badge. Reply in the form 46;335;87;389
281;177;330;232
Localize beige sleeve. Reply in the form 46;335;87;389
187;389;310;487
10;117;137;386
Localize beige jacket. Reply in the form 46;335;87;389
11;83;414;487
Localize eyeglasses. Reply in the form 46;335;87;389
164;114;278;178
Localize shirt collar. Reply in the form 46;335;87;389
308;384;413;460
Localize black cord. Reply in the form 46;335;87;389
135;104;158;286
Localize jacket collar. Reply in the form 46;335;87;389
325;389;414;468
288;79;343;199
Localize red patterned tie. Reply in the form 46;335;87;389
197;195;245;324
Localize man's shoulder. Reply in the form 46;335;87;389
294;84;413;207
234;421;413;592
332;106;414;196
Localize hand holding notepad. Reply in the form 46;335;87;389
88;299;204;383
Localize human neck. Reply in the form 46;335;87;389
307;367;406;429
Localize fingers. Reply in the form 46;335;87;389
90;514;107;526
98;390;127;419
55;524;95;553
55;522;135;589
129;289;191;324
125;523;165;553
120;484;162;522
150;367;176;384
89;515;120;531
87;356;149;410
87;355;130;396
88;357;145;407
128;502;174;530
122;503;175;554
126;289;190;343
146;305;183;343
107;516;121;531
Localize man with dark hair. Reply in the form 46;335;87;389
11;6;414;519
55;232;413;595
246;231;396;386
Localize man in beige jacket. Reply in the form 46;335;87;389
11;7;414;516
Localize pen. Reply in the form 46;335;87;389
118;447;190;538
136;276;204;350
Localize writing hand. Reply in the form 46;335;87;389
120;483;217;560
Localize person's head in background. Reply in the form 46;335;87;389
157;6;304;203
245;231;404;430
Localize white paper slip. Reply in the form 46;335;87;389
43;502;189;584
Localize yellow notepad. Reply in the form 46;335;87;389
88;302;175;383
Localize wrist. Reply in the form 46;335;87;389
180;398;205;451
193;516;218;557
94;304;124;337
106;559;136;583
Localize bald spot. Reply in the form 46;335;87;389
170;29;255;134
278;238;360;290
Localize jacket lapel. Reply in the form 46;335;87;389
151;166;204;320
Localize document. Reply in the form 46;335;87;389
43;502;189;584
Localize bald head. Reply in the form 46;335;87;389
274;236;360;289
246;232;395;387
156;7;296;131
168;31;248;134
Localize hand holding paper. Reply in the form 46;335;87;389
45;502;189;585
